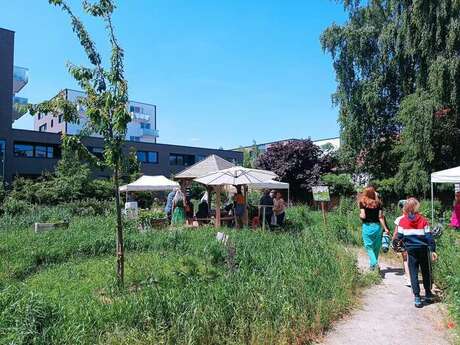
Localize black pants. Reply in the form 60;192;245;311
407;247;432;297
276;212;285;226
260;212;273;229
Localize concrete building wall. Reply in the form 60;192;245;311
34;89;159;143
0;28;15;181
0;29;14;135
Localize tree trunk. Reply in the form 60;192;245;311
114;162;124;288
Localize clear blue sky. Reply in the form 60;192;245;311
3;0;346;149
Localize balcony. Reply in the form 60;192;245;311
12;96;28;121
141;128;159;137
13;66;29;94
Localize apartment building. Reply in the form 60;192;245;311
0;27;242;182
34;89;159;143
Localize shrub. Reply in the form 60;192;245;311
321;173;355;196
1;197;33;216
419;199;442;219
434;229;460;331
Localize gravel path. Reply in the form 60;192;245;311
319;250;456;345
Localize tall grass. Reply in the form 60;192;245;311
434;229;460;333
0;206;368;345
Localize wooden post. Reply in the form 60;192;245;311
215;185;221;228
206;186;213;213
243;185;249;227
321;201;327;226
262;206;266;231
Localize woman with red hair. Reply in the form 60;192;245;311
358;186;390;270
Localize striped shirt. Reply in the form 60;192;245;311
397;213;436;252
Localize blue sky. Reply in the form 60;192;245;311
3;0;346;149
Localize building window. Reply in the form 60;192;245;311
39;124;47;132
196;155;207;162
169;153;195;166
14;142;59;159
38;113;44;120
130;136;141;142
90;147;104;159
35;145;54;159
0;139;5;178
137;151;158;164
50;119;54;128
58;114;64;123
140;122;151;129
129;105;142;114
14;143;34;157
0;140;5;157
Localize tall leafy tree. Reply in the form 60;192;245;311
255;139;331;200
29;0;130;287
321;0;460;194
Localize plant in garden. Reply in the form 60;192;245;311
321;173;355;196
242;140;261;168
255;139;331;200
28;0;130;287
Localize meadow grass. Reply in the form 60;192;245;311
0;206;372;345
0;200;439;345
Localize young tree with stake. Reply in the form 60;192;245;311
29;0;130;287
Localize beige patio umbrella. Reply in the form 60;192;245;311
194;166;278;227
194;166;278;186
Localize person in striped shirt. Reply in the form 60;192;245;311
397;197;437;308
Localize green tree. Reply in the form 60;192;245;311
321;0;460;191
29;0;130;287
242;140;261;168
54;145;92;201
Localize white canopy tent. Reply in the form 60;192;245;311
430;166;460;222
248;180;290;205
119;175;179;192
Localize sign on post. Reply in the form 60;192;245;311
312;186;330;202
312;186;330;225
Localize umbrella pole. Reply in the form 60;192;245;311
431;182;434;224
215;186;221;228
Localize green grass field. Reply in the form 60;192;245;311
0;203;457;344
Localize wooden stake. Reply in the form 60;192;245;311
321;201;327;226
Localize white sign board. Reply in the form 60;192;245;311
312;186;330;202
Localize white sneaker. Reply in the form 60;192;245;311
405;277;411;287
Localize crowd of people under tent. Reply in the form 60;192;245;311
163;187;287;229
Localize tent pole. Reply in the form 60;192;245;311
215;186;221;228
431;182;434;224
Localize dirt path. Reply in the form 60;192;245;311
319;250;457;345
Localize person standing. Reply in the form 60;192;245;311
233;186;246;228
397;197;437;308
171;190;186;226
392;199;411;287
164;188;177;221
259;189;274;229
273;191;286;226
450;191;460;231
358;186;390;270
